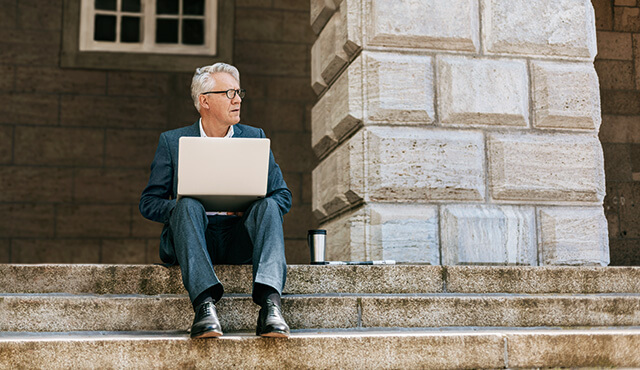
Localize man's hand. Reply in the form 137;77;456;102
225;212;244;217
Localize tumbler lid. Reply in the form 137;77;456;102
307;229;326;235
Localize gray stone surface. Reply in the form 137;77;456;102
0;330;508;369
438;56;529;126
445;266;640;293
441;205;537;266
482;0;597;59
310;0;337;34
364;0;479;52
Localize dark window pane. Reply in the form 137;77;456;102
156;18;178;43
182;19;203;45
94;14;116;41
122;0;141;12
121;16;140;42
156;0;178;14
95;0;116;10
183;0;204;15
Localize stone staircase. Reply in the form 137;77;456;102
1;264;639;368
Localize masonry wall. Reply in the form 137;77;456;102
0;0;317;264
593;0;640;265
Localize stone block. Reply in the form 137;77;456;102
0;239;9;263
284;204;318;239
310;42;328;94
0;204;54;238
482;0;597;59
531;61;601;130
274;0;309;10
0;0;16;28
14;126;104;166
596;31;633;60
488;132;605;203
102;239;147;264
507;331;640;368
602;143;632;181
131;210;163;238
56;205;131;238
593;0;613;30
311;55;362;158
595;60;635;90
0;65;14;91
283;10;315;44
321;204;440;264
438;56;528;127
600;89;640;115
236;41;308;77
367;127;485;202
365;52;435;124
0;93;59;125
618;181;640;238
609;238;640;266
284;238;310;264
146;240;163;263
267;76;317;102
599;114;640;143
636;34;640;89
271;131;317;173
15;66;106;95
74;168;149;204
235;8;282;41
538;207;609;266
235;0;272;7
614;6;640;32
312;131;365;218
302;172;313;203
107;71;171;97
615;0;637;5
0;167;73;202
441;205;537;266
245;99;305;132
310;0;361;86
105;129;161;168
365;0;479;51
61;95;169;129
11;239;99;264
310;0;337;34
0;126;11;163
0;28;60;66
17;0;62;30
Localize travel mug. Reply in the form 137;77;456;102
307;229;327;264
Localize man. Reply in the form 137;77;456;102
139;63;292;339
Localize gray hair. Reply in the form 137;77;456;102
191;63;241;112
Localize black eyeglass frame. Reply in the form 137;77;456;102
201;89;246;99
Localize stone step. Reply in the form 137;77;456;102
2;293;639;332
2;264;639;295
0;328;639;368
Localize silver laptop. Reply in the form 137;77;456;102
177;136;270;212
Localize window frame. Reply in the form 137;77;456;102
61;0;233;72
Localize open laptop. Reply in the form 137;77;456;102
177;136;270;212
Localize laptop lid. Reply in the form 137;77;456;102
177;136;270;212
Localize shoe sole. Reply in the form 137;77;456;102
259;331;289;338
191;330;223;339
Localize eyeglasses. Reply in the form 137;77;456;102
201;89;246;99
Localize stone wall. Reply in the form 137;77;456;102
0;0;317;264
311;0;609;265
593;0;640;265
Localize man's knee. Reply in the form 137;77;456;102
250;197;280;216
173;197;206;218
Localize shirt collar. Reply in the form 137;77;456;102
199;118;234;138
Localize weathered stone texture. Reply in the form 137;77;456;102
595;60;635;90
482;0;597;59
367;127;485;202
310;0;337;34
531;61;601;130
14;126;104;166
614;5;640;32
596;31;633;60
365;52;435;124
0;125;12;163
538;207;610;265
11;239;100;264
322;204;439;263
0;167;73;202
438;56;528;126
441;205;537;265
56;205;131;238
488;133;606;202
0;93;59;125
0;204;54;238
310;0;361;89
365;0;479;51
311;55;362;157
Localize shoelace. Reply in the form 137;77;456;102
200;302;216;316
266;301;284;320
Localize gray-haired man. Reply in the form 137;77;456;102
139;63;291;338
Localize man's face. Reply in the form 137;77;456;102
202;72;242;126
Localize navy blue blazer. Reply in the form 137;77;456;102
139;122;292;256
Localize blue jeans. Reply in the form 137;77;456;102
162;197;287;303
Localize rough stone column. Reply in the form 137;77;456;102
310;0;608;265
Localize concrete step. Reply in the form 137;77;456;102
2;264;639;295
2;293;639;332
0;328;639;369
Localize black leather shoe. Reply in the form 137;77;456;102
256;298;290;338
190;301;223;339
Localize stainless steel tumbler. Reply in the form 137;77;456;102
307;229;327;264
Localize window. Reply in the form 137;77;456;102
61;0;233;72
79;0;217;55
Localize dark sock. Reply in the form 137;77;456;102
253;283;281;307
192;284;224;311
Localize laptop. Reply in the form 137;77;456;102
177;136;270;212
